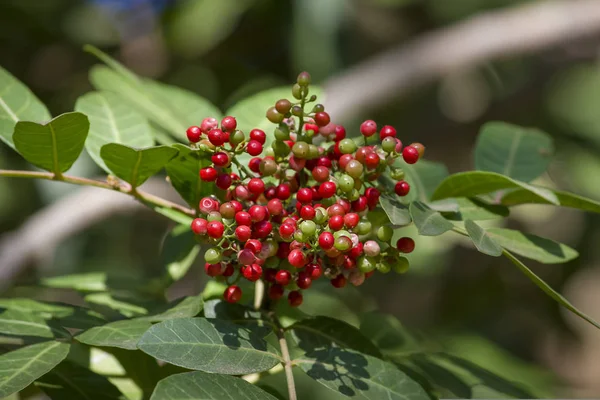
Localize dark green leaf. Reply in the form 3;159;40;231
0;309;70;339
488;228;578;264
0;341;70;397
409;201;453;236
402;160;450;203
202;300;272;335
359;312;421;357
410;354;472;399
0;66;51;150
75;91;154;173
501;188;600;214
150;371;279;400
161;226;200;282
13;112;89;175
100;143;178;188
464;220;503;257
290;316;382;358
137;317;281;374
139;295;203;322
503;251;600;330
431;171;559;205
379;195;411;226
295;347;429;400
35;361;124;400
474;121;553;182
443;198;509;221
76;319;152;350
165;144;212;208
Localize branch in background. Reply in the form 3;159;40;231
324;0;600;121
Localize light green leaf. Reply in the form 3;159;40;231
443;198;509;221
0;341;70;398
100;143;178;188
401;160;450;204
137;317;281;374
84;293;150;318
290;316;382;358
41;272;107;291
165;144;212;208
501;188;600;214
13;112;89;175
474;121;553;182
76;319;152;350
379;195;411;226
0;66;51;149
84;45;140;84
150;371;279;400
409;201;453;236
464;220;503;257
138;295;203;322
503;251;600;330
75;91;154;173
154;206;195;225
487;228;578;264
295;347;429;400
0;309;70;339
161;226;200;282
431;171;559;205
35;360;124;400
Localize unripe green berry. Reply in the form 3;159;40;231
292;84;303;100
377;226;394;242
381;136;396;153
207;211;222;222
272;140;290;157
230;130;245;147
307;144;319;159
393;257;410;274
260;158;278;176
314;207;328;224
348;189;361;201
339;139;357;154
292;142;309;159
274;125;290;141
312;103;325;113
345;160;364;178
390;168;405;181
376;262;391;273
292;105;303;116
338;174;354;193
205;248;221;264
297;71;311;86
334;236;352;251
358;256;376;273
333;230;351;239
299;220;317;237
266;107;284;123
294;230;308;243
355;221;372;235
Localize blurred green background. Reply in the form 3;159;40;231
2;0;600;397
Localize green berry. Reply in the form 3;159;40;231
272;140;290;157
377;226;394;242
299;220;317;237
207;211;222;222
334;236;352;251
358;256;376;273
274;125;290;141
312;104;325;113
333;230;351;239
314;207;328;224
292;105;303;116
266;107;284;123
297;71;311;86
294;229;307;243
390;168;405;181
376;262;391;273
345;160;364;178
292;142;309;159
348;189;361;201
205;248;221;264
338;174;354;193
339;139;357;154
355;221;372;235
381;136;396;153
393;257;410;274
266;257;280;268
307;144;319;159
230;130;245;147
292;84;303;100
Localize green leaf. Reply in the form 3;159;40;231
75;91;154;173
84;45;140;84
379;195;411;226
76;319;152;350
154;207;195;226
487;228;578;264
501;188;600;214
290;316;382;358
161;226;200;282
13;112;89;175
443;198;509;221
100;143;178;188
202;300;271;334
409;201;453;236
295;347;429;400
165;144;212;208
35;360;124;400
41;272;107;291
432;171;559;205
464;220;503;257
84;293;150;318
0;341;70;398
139;295;203;322
409;354;472;399
137;317;281;374
474;121;553;182
403;160;450;203
0;66;51;150
0;309;70;339
150;371;279;400
359;312;421;357
503;251;600;330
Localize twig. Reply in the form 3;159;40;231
268;310;297;400
253;280;265;310
324;0;600;121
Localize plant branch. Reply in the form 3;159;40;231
269;311;297;400
0;169;194;217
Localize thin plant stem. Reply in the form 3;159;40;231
253;280;265;310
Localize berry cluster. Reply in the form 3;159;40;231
186;72;424;307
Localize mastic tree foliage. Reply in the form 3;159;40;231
1;46;600;400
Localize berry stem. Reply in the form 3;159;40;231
0;169;195;217
253;280;265;310
232;157;254;179
269;312;297;400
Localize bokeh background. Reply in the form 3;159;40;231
2;0;600;397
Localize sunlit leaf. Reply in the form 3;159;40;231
464;220;503;257
379;195;411;226
161;226;200;282
501;188;600;214
165;144;212;208
76;319;152;350
488;228;578;264
0;309;70;339
409;201;453;236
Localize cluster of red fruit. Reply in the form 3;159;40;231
186;72;424;307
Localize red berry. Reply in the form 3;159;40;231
199;197;219;214
365;153;380;170
235;225;252;242
264;268;277;283
288;249;308;268
224;285;242;303
276;270;291;286
250;129;266;144
314;112;331;127
334;125;346;141
247;178;265;194
296;188;313;203
318;181;337;198
221;116;237;132
242;263;262;281
379;125;396;139
230;200;243;213
339;154;353;170
200;167;218;182
204;263;222;276
305;263;322;279
186;126;201;143
277;184;291;200
300;205;316;220
312;166;330;183
304;123;319;134
327;204;345;217
297;272;312;289
207;221;224;238
343;213;359;228
402;146;420;164
269;284;284;300
288;290;303;307
191;218;208;235
249;205;267;222
244;239;262;255
395;180;410;196
360;120;377;136
215;173;232;190
267;198;284;216
247;140;263;156
208;129;225;146
331;274;347;288
254;220;273;238
349;242;363;259
249;157;262;173
201;117;218;133
212;152;229;167
235;211;252;226
397;237;415;253
318;232;335;249
279;223;295;239
329;215;344;231
222;263;234;277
